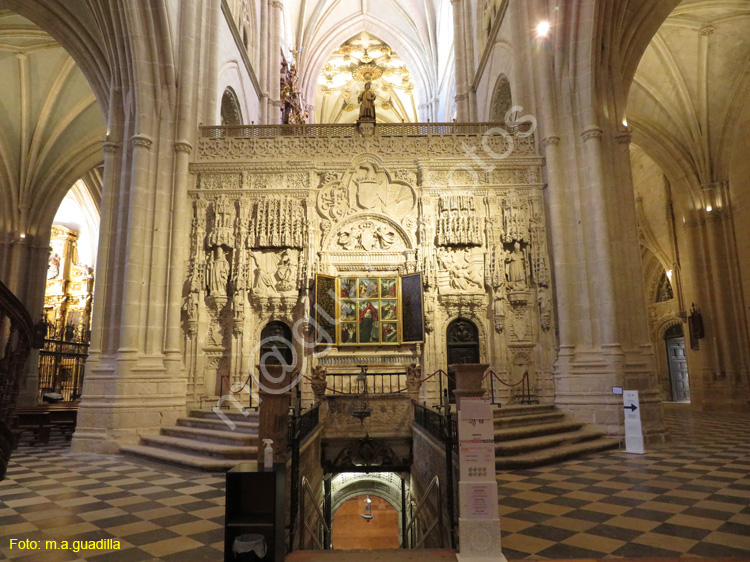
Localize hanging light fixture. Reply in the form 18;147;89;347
361;496;373;522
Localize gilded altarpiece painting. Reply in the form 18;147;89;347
188;125;556;407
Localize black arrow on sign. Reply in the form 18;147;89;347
624;404;638;412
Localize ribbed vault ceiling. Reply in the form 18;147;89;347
286;0;450;122
627;0;750;207
0;10;104;234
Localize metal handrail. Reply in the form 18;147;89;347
300;476;330;550
403;475;443;549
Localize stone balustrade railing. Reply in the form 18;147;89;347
200;121;517;139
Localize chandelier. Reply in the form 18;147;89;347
316;32;417;122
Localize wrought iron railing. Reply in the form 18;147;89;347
326;371;407;395
0;280;41;479
300;475;330;550
37;339;88;402
403;475;444;549
298;404;320;443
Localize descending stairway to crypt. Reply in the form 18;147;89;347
121;409;259;471
494;404;619;470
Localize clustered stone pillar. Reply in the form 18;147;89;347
450;0;470;121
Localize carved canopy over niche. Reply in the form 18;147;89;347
317;156;417;224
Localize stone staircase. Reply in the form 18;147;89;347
494;404;619;470
121;409;259;472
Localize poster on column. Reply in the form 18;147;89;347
459;482;499;520
458;397;494;443
459;442;495;481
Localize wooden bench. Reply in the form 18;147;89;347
12;403;78;446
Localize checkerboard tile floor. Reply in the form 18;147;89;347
498;404;750;560
2;404;750;561
0;429;225;561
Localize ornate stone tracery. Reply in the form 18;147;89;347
187;127;555;406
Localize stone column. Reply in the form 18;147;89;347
258;0;269;123
450;0;470;121
268;0;283;123
257;364;293;465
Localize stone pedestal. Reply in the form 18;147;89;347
257;364;293;465
449;363;489;408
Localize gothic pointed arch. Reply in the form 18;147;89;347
489;74;512;122
221;87;243;126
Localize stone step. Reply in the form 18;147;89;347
495;428;605;456
140;434;258;459
494;411;565;429
177;416;259;434
495;420;584;441
161;425;258;446
493;403;556;419
121;445;255;472
188;408;259;422
495;437;619;470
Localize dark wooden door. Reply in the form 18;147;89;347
446;319;480;401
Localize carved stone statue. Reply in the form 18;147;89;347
506;241;528;290
275;250;296;292
406;363;422;401
311;365;328;404
538;289;551;332
207;247;230;297
358;82;376;122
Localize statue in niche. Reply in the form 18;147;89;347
183;292;199;323
506;241;528;290
207;247;230;297
538;289;551;331
275;250;296;292
358;81;376;122
47;253;61;280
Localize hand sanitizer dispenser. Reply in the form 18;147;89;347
262;439;274;471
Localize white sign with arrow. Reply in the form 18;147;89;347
623;390;645;454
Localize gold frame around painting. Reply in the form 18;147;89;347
336;276;402;346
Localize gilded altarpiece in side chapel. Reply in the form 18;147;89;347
188;126;556;406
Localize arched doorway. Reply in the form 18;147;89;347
665;323;690;403
446;318;480;401
259;320;294;367
331;494;400;550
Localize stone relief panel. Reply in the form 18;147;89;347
326;216;409;252
188;129;553;405
317;160;417;223
436;247;485;294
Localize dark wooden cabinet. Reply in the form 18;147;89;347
225;463;286;562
